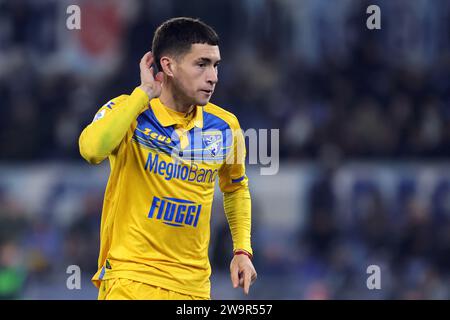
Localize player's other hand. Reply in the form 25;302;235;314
230;253;257;295
139;51;164;99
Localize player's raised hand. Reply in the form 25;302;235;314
139;51;164;99
230;253;257;295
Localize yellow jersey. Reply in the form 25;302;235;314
79;88;252;298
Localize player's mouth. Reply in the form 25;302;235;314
200;89;213;96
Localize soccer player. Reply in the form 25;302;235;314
78;17;257;300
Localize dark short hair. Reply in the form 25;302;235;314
152;17;219;71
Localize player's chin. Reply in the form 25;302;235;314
196;89;215;105
195;94;212;106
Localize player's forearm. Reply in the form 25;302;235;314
223;187;253;256
79;87;149;164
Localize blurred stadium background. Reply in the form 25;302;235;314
1;0;450;299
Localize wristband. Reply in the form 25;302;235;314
234;249;253;260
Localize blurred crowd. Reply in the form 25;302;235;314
293;163;450;299
0;0;450;299
0;186;101;299
2;163;450;299
0;0;449;161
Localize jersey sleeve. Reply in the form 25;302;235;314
218;116;248;193
218;116;253;256
79;87;149;164
91;95;129;124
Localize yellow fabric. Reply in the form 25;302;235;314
155;99;199;149
151;98;203;129
219;115;253;256
98;278;209;300
79;88;149;164
224;188;253;255
164;106;194;150
175;126;189;150
78;87;252;299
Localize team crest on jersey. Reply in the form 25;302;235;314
202;131;222;157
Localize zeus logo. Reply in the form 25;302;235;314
148;196;201;228
141;128;172;144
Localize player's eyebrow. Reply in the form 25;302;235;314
197;57;221;65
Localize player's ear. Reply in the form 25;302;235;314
160;56;175;77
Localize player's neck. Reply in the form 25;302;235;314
159;88;194;114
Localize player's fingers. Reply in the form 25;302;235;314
140;51;154;68
155;71;164;82
243;269;252;295
251;271;257;285
230;264;239;288
140;52;149;66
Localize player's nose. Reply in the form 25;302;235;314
206;67;218;85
